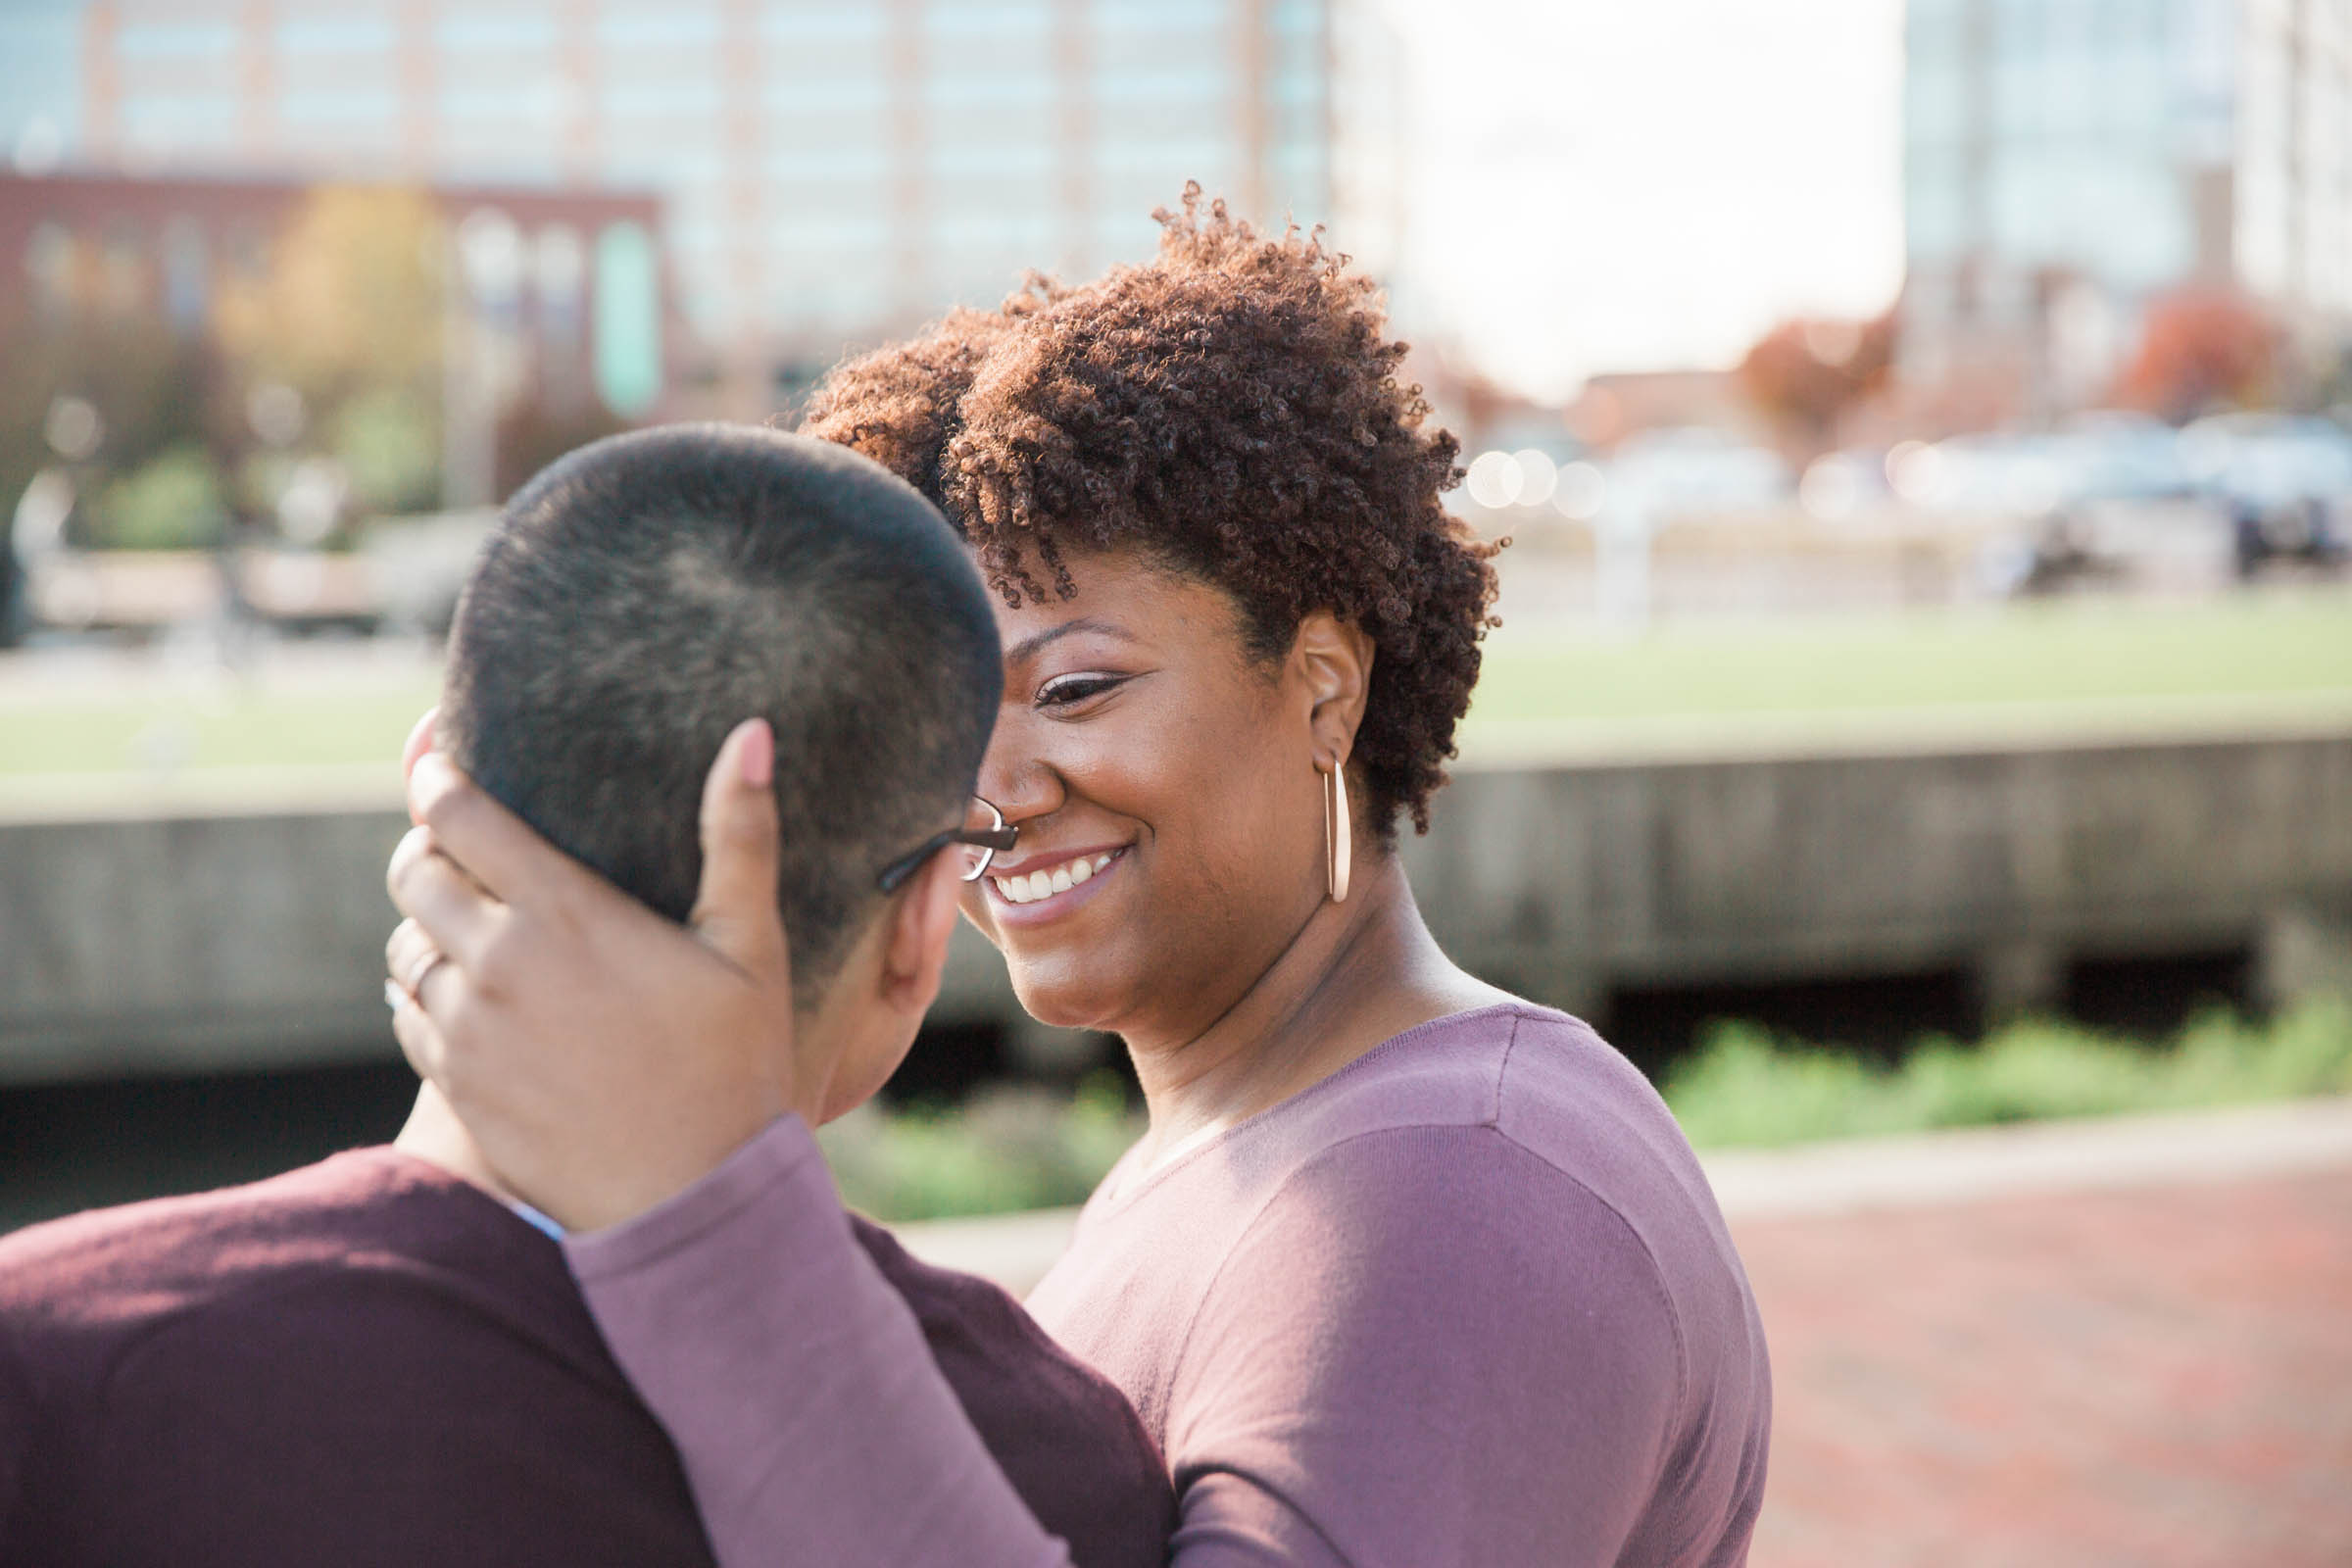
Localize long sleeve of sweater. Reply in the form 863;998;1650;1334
564;1118;1075;1568
565;1116;1717;1566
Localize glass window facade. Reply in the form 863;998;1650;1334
11;0;1347;357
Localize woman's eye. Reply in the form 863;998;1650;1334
1036;673;1125;710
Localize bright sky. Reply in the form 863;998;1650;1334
1385;0;1907;400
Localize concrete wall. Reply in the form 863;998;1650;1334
4;725;2347;1084
1402;728;2352;1021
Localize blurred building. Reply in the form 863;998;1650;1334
0;169;669;506
0;170;667;406
2;0;1398;411
1901;0;2352;417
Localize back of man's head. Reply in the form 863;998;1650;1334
439;423;1001;996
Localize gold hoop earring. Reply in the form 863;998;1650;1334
1322;762;1351;904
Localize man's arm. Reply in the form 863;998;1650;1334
0;1318;39;1546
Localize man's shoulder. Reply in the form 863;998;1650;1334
847;1215;1177;1568
0;1149;550;1353
848;1210;1159;1443
2;1151;374;1287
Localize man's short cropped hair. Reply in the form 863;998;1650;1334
439;423;1002;994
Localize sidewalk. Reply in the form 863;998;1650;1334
898;1099;2352;1566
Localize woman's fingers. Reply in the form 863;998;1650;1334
383;918;451;1002
386;826;505;969
400;709;440;817
387;979;450;1087
689;718;792;984
407;754;593;910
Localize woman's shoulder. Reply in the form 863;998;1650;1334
1281;1000;1668;1161
1265;1000;1743;1322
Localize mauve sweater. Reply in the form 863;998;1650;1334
568;1003;1773;1566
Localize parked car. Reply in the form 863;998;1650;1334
1603;426;1790;519
2182;414;2352;575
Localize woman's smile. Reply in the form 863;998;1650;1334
981;844;1130;922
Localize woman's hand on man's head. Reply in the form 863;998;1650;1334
384;712;808;1234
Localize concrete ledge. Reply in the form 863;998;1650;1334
893;1097;2352;1294
7;724;2347;1082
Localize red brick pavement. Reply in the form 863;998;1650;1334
1736;1170;2352;1567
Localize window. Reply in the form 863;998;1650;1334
598;7;721;49
594;220;664;415
926;138;1056;180
120;94;236;146
766;142;892;182
924;0;1054;36
437;14;558;51
1905;150;1969;260
602;80;723;121
440;80;566;125
1094;0;1228;30
162;217;208;336
24;221;75;322
279;86;399;127
98;220;143;316
758;6;887;44
279;14;395;55
116;21;236;61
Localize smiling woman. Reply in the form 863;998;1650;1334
386;188;1772;1566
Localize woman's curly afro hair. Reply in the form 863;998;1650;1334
802;184;1500;841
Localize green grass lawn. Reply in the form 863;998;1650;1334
0;667;443;778
1459;590;2352;749
3;592;2347;787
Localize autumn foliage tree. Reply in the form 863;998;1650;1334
1737;312;1897;454
212;185;449;512
213;185;445;401
2109;287;2280;420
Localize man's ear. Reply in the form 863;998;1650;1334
1293;611;1374;767
875;846;965;1020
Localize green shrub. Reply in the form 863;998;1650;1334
812;1000;2352;1222
334;385;440;514
92;444;229;550
1663;994;2352;1150
817;1071;1141;1222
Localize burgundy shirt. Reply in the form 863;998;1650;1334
0;1148;1171;1568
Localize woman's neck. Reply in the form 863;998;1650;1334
1119;855;1510;1170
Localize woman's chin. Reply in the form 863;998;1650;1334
1007;960;1130;1035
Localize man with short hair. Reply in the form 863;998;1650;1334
0;426;1174;1567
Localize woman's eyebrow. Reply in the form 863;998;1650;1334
1004;617;1137;665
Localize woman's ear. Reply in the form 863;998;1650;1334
1292;611;1374;767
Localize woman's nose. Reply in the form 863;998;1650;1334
977;721;1065;826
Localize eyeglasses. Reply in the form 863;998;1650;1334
874;795;1019;894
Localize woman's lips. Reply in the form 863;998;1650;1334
984;846;1128;921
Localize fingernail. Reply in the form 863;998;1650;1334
384;979;409;1013
740;719;773;787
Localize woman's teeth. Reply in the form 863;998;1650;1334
992;852;1117;906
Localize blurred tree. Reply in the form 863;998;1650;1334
3;185;454;554
0;323;220;539
1737;312;1897;454
208;185;449;528
2109;288;2280;420
213;185;445;403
